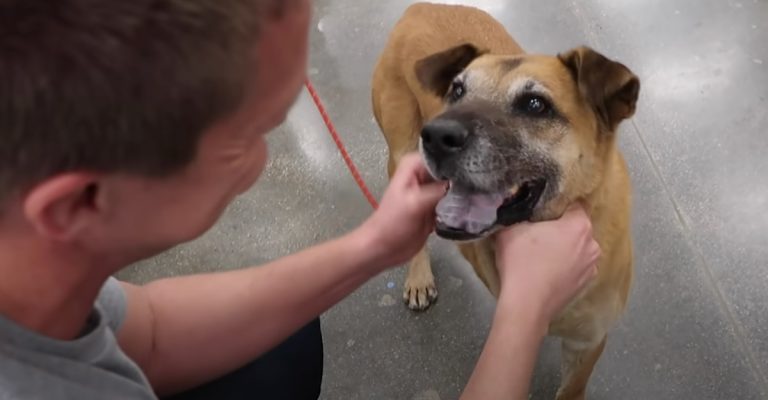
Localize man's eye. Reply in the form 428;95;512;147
448;80;465;102
514;94;552;116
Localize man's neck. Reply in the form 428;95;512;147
0;235;116;341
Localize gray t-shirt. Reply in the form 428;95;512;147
0;278;157;399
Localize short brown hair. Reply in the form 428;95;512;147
0;0;292;203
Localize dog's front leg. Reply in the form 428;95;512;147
402;248;437;310
555;336;608;400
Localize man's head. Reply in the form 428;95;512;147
0;0;311;263
415;44;639;240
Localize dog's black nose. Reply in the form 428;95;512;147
421;119;469;156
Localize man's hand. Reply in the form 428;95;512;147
359;153;446;269
495;203;601;326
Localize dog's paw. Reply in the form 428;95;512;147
403;277;438;311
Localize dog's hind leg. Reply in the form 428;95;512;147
555;336;607;400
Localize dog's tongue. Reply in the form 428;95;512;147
436;187;504;235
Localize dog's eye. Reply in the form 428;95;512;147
514;94;552;116
447;80;466;102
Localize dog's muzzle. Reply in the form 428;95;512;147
422;119;547;241
434;179;547;241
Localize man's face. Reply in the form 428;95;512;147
103;1;312;258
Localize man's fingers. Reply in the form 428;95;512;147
562;201;592;221
401;152;432;183
586;264;599;281
562;203;586;217
389;154;419;186
414;160;437;185
495;220;532;239
577;265;598;289
393;153;439;186
417;181;448;206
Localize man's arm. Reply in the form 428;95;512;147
119;226;381;395
461;301;547;399
117;154;445;396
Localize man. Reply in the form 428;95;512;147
0;1;599;399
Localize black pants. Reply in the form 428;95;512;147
166;319;324;400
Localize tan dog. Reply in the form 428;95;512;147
372;3;639;399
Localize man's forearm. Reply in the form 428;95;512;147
461;298;548;400
120;226;386;395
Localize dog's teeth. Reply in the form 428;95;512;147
508;184;520;197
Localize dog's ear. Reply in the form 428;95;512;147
415;44;485;97
558;46;640;132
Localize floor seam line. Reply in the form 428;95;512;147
630;119;768;397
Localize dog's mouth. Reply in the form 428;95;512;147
435;179;547;241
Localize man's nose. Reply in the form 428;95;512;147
421;119;469;157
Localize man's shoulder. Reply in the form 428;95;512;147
0;277;154;400
96;276;128;332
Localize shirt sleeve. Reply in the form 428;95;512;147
96;276;128;333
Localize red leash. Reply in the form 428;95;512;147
304;78;379;209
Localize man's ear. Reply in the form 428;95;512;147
558;46;640;132
415;43;486;97
23;174;103;241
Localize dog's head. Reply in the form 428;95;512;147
416;44;640;241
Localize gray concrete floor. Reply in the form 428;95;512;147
119;1;768;399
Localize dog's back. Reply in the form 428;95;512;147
372;4;523;168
